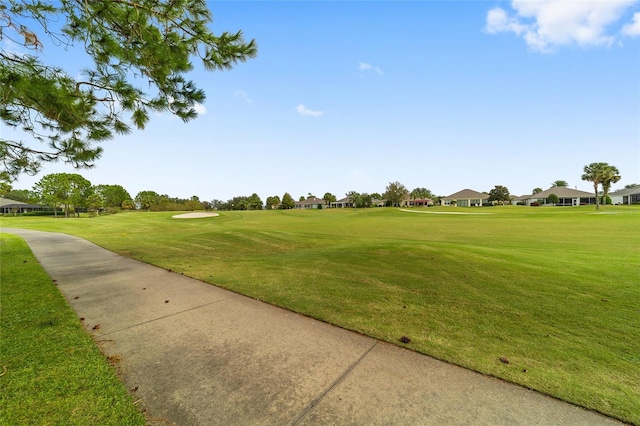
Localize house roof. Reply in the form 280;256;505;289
294;197;325;205
442;189;488;200
0;197;28;207
609;185;640;196
525;187;594;198
333;197;351;204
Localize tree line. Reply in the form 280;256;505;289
1;162;630;216
1;173;211;217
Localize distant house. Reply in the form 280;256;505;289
407;198;433;207
330;197;354;208
511;195;529;205
440;189;489;207
0;197;46;214
294;197;326;209
609;185;640;205
521;187;596;206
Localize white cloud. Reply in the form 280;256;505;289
485;1;638;52
234;90;253;104
296;104;323;117
194;103;207;115
623;12;640;36
358;61;383;75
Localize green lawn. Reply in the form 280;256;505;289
3;205;639;424
0;234;145;425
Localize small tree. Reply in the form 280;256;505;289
384;181;408;207
247;193;263;210
551;180;569;187
34;173;92;217
547;194;559;205
0;178;11;197
94;184;132;208
87;193;104;215
322;192;336;206
135;190;161;211
488;185;511;205
600;164;621;207
266;195;281;210
281;193;294;209
346;191;360;208
581;162;608;210
410;187;434;200
532;187;543;194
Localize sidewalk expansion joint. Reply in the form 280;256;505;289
289;340;378;426
97;295;239;337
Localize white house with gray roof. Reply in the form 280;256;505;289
440;189;489;207
521;187;596;206
609;185;640;205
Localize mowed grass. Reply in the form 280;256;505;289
3;205;639;424
0;234;145;425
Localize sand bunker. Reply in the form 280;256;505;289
172;212;220;219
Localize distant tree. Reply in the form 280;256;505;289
346;191;360;208
1;0;257;180
488;185;511;204
547;193;559;205
600;164;621;207
299;196;306;201
266;195;281;210
3;188;38;203
224;196;249;210
184;195;202;211
135;191;161;211
94;184;132;208
211;199;223;210
281;193;294;209
625;183;639;189
370;192;383;201
322;192;336;206
121;199;134;210
86;192;104;215
307;193;316;199
532;187;543;194
384;181;408;207
358;193;372;208
247;193;263;210
34;173;92;217
581;162;608;210
551;180;569;187
410;187;434;200
0;179;11;197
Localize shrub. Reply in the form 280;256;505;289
530;202;540;207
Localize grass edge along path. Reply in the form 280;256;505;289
0;233;145;426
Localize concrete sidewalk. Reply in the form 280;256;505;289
4;228;621;425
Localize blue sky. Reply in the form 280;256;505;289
5;1;640;201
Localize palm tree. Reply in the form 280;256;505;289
346;191;359;208
581;162;608;210
600;164;621;206
551;180;569;187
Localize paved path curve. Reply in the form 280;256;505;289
4;228;622;426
